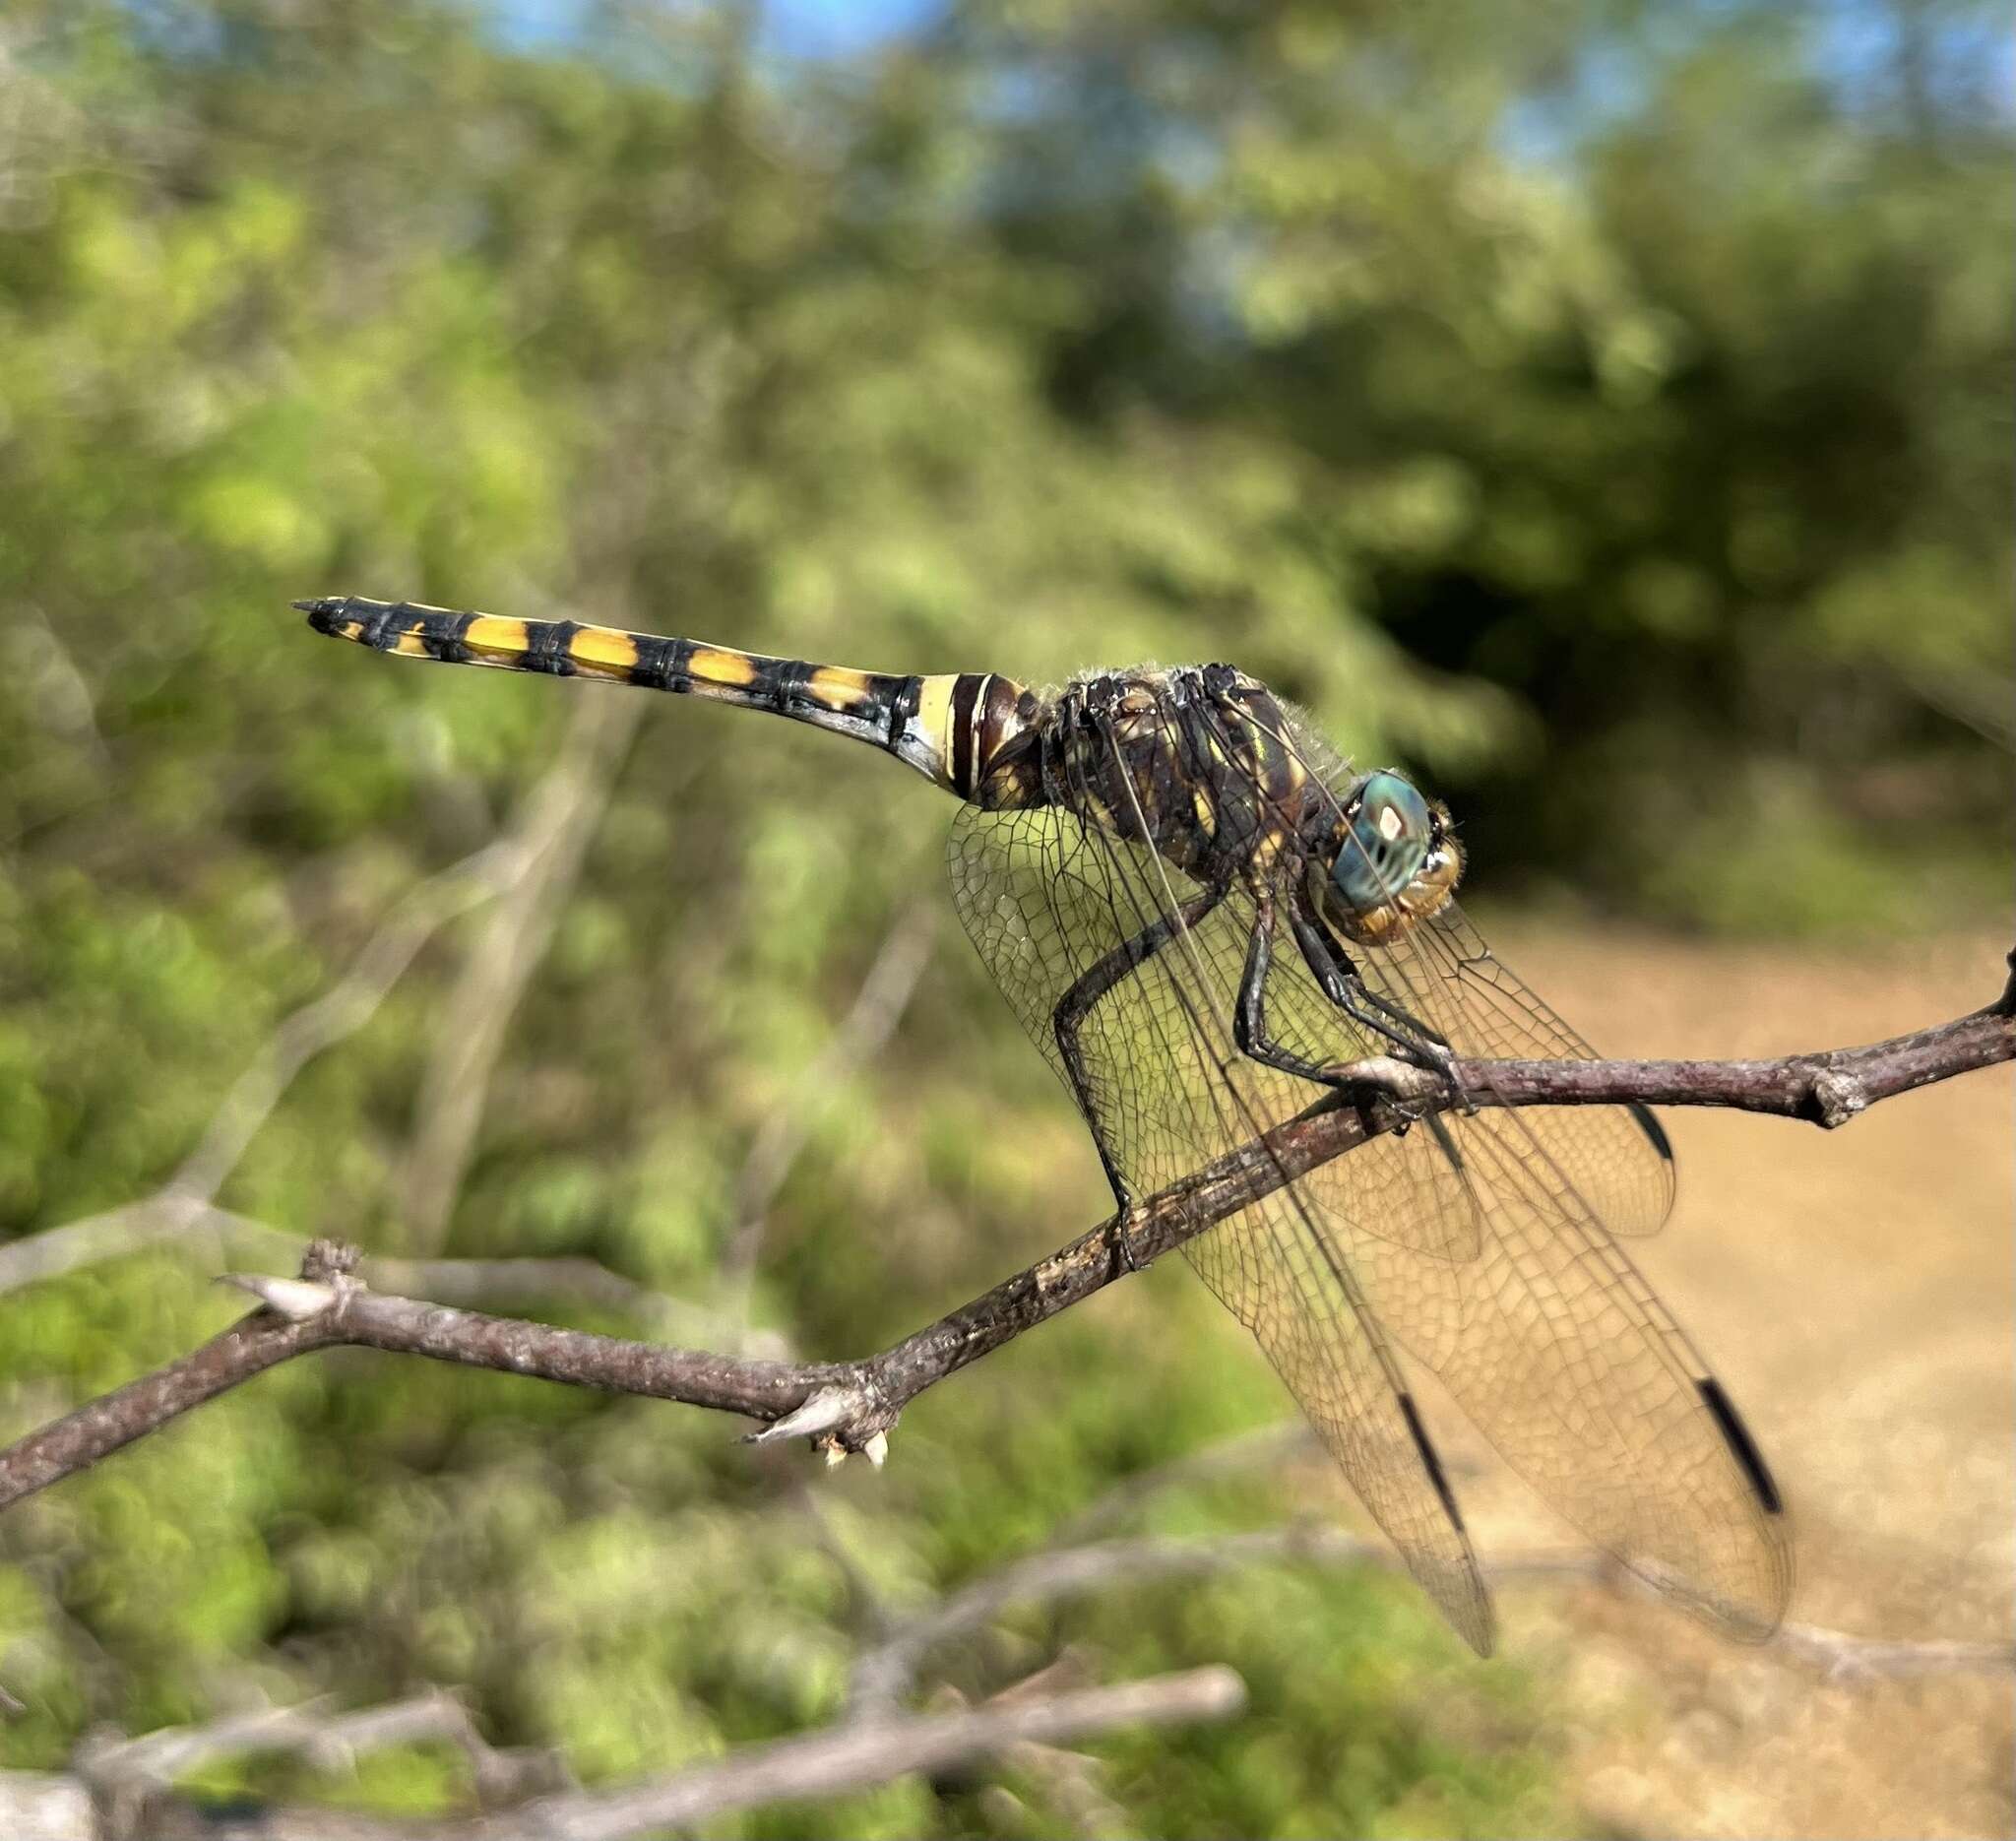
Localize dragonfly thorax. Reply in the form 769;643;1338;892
1040;665;1319;885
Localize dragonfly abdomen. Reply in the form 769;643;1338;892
299;595;1042;804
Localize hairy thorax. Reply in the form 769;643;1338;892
1037;666;1318;887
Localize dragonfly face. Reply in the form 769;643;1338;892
1317;770;1464;948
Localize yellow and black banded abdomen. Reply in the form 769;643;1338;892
298;595;1041;806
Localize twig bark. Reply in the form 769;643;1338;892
19;1209;786;1347
0;959;2007;1514
1358;946;2016;1127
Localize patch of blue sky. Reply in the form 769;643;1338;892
757;0;944;59
482;0;943;59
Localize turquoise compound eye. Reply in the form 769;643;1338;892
1333;772;1433;913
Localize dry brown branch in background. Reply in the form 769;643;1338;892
719;899;937;1307
0;681;645;1299
397;690;645;1254
0;838;521;1301
475;1667;1243;1841
849;1526;2016;1713
0;1474;2000;1834
0;1669;1244;1841
69;1688;568;1838
0;710;762;1353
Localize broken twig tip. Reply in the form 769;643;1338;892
746;1385;861;1448
1809;1068;1867;1129
220;1273;341;1322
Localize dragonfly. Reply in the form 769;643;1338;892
299;593;1791;1655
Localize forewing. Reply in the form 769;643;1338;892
1312;909;1790;1632
1235;914;1485;1263
946;792;1494;1653
1182;1185;1496;1655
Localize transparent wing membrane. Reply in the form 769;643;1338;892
1264;706;1679;1241
1418;905;1678;1237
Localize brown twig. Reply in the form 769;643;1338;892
0;959;2007;1515
1358;947;2016;1128
81;1203;787;1355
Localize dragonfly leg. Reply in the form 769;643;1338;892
1288;903;1474;1109
1240;901;1473;1167
1233;895;1344;1085
1053;882;1230;1272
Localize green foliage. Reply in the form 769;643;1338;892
0;0;2002;1832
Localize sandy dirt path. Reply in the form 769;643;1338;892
1447;924;2013;1839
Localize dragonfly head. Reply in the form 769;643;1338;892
1316;770;1463;945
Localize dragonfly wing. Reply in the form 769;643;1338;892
947;794;1494;1653
1340;1095;1792;1635
1182;1183;1496;1655
1128;862;1790;1620
1254;902;1789;1633
947;693;1785;1645
1232;905;1488;1262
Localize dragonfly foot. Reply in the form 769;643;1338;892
1105;1209;1145;1276
1427;1042;1480;1116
